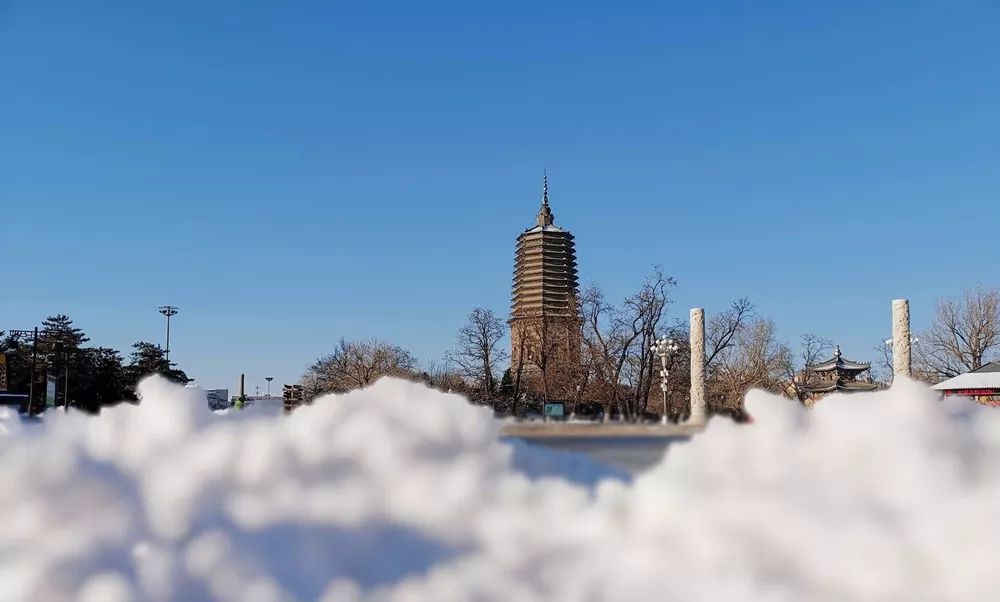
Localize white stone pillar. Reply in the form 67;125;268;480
689;308;706;425
892;299;911;379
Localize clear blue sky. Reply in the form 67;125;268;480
3;1;999;393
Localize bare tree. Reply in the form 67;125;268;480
445;307;507;402
303;338;418;395
581;283;631;417
872;340;894;385
706;298;754;368
786;333;833;402
510;333;527;414
710;318;791;413
422;360;472;397
581;266;675;420
916;286;1000;381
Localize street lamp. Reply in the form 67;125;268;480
265;376;274;397
158;306;179;364
651;336;680;424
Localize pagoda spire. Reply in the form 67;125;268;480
536;170;554;227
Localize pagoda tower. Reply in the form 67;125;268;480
509;174;581;397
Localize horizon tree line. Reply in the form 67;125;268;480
1;314;189;413
8;285;997;417
300;274;1000;421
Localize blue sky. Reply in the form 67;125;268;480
3;1;999;393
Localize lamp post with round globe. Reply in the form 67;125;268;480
651;336;680;424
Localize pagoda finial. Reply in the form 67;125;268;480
536;170;554;227
834;345;841;358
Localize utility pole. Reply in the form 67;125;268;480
29;328;38;414
64;347;71;411
158;305;179;364
7;328;39;414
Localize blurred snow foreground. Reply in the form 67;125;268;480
1;378;999;602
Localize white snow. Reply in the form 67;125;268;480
0;376;998;601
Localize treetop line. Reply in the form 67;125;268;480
305;179;979;422
3;180;995;418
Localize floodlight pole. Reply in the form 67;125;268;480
158;305;179;364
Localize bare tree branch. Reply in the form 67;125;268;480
916;286;1000;381
445;307;507;402
303;339;418;395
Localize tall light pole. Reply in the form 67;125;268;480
158;305;179;364
651;336;680;424
265;376;273;397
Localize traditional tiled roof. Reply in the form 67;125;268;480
803;379;879;393
807;346;871;373
931;362;1000;391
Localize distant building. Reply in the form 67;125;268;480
931;362;1000;407
509;175;581;397
799;346;878;405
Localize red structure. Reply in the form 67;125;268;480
932;362;1000;407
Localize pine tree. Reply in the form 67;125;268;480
41;314;89;349
126;341;191;390
71;348;128;411
0;331;31;394
499;368;514;399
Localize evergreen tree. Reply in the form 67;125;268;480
0;332;31;394
41;314;89;350
126;341;190;388
499;368;514;400
0;317;130;411
71;348;128;411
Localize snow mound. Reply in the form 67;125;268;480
0;377;998;601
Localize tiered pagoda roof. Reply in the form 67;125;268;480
807;350;872;374
510;175;579;320
802;346;878;395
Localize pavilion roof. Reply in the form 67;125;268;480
931;362;1000;391
807;346;871;372
803;380;879;393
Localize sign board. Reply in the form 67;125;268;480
206;389;230;411
543;402;565;418
46;376;58;407
0;352;7;391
